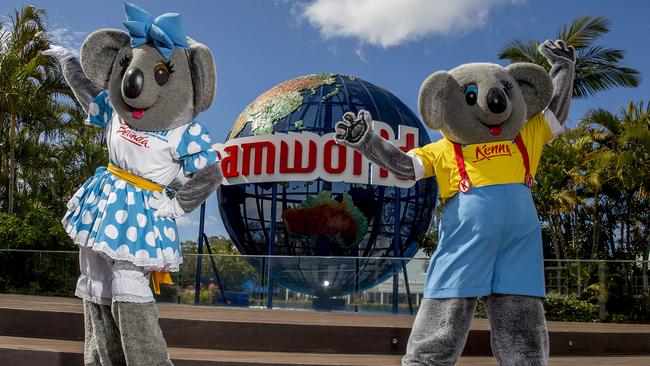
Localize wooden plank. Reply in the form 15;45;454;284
2;337;650;366
0;294;649;356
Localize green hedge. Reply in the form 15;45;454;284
473;293;599;322
543;292;599;322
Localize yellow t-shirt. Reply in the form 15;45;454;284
409;110;563;200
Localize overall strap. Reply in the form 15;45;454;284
452;142;472;193
452;134;533;194
513;134;534;187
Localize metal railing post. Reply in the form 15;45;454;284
194;202;206;305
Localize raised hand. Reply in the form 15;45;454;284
539;39;576;66
540;39;576;126
42;44;76;64
335;110;372;146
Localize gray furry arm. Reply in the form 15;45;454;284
539;39;576;126
175;163;223;213
334;110;416;181
547;60;575;125
356;132;416;181
61;57;103;112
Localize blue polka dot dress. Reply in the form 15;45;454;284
62;91;219;272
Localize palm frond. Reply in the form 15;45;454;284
558;15;610;49
497;38;547;67
499;15;640;99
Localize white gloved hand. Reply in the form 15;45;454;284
42;44;76;64
150;191;185;219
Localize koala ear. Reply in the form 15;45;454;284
80;29;130;89
187;38;217;113
418;71;457;130
505;63;553;119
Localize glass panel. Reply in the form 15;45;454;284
1;250;648;321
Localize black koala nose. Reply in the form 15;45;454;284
487;87;507;114
122;67;144;99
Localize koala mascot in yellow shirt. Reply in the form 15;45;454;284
335;40;576;365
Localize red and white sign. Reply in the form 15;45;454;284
213;121;419;188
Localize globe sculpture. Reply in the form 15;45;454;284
216;74;436;300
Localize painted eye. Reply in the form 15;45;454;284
464;84;478;106
154;63;170;86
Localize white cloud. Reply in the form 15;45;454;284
299;0;522;48
48;24;87;55
176;214;220;228
176;215;198;229
355;47;367;62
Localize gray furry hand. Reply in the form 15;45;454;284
42;44;76;64
539;39;576;66
335;110;372;146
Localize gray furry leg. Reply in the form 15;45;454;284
83;300;126;366
402;298;477;366
112;301;173;366
484;295;549;366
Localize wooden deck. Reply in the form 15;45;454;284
2;336;649;366
0;294;649;365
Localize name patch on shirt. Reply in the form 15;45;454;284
473;143;513;163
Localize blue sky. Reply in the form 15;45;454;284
3;0;650;241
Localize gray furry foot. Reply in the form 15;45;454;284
484;294;549;366
112;301;173;366
83;300;126;366
402;298;476;366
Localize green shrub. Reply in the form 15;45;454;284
178;286;216;305
609;313;630;323
543;291;599;322
474;298;487;319
154;284;180;303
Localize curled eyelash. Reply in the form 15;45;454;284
502;80;513;91
119;55;131;70
164;60;175;74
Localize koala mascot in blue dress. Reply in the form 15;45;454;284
44;3;221;365
336;40;576;365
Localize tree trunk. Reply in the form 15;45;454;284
591;190;600;259
7;98;16;215
0;120;4;209
620;218;625;258
549;213;564;259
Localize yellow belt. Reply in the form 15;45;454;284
107;163;163;192
106;163;171;294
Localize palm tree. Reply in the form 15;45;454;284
498;15;640;99
579;102;650;258
533;131;581;259
0;5;71;213
571;111;618;258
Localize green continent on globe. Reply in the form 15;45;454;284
229;73;342;139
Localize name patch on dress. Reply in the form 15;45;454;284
117;123;150;148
